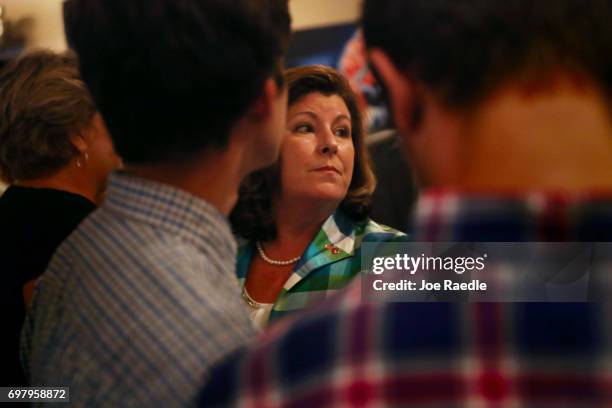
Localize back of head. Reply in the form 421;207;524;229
0;50;96;183
63;0;291;165
362;0;612;108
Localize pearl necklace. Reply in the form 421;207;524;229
256;241;301;266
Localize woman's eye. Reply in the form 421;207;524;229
334;127;351;138
294;124;314;133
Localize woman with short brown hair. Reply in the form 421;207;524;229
231;65;405;328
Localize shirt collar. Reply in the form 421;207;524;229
104;172;235;255
315;209;357;255
286;210;357;289
412;189;612;241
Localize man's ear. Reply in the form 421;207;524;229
249;77;278;121
368;48;416;137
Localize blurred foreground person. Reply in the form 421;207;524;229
22;0;290;405
0;50;120;386
200;0;612;406
231;66;405;329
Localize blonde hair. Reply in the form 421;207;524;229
0;49;96;183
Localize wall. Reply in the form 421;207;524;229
291;0;360;29
1;0;65;50
0;0;361;51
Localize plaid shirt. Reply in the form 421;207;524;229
236;210;406;325
200;190;612;407
22;173;255;407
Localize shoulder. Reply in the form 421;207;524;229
332;210;407;242
359;218;408;242
50;207;206;286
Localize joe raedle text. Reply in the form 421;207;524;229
372;279;487;292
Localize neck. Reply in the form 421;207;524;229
126;144;249;216
459;78;612;193
270;197;336;250
17;163;98;204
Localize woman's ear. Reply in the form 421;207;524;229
368;48;417;137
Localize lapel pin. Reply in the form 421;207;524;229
325;244;340;254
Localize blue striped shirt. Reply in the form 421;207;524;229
21;172;255;406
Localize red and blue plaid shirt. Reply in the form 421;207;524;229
200;190;612;407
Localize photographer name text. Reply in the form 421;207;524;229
372;279;487;292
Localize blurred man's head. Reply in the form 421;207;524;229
362;0;612;189
63;0;290;170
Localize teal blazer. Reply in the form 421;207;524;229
236;210;407;324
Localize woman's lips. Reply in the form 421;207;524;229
312;165;340;174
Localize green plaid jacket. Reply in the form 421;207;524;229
236;210;407;323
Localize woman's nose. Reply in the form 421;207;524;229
319;129;339;155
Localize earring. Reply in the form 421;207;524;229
76;151;88;168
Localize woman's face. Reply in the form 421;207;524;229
280;92;355;206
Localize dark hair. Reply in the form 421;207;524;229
231;65;376;241
63;0;291;164
362;0;612;108
0;50;96;183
